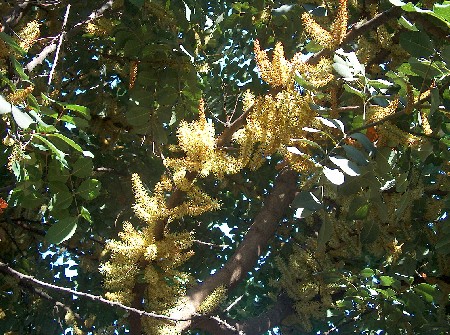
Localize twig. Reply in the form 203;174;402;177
0;261;193;322
48;4;70;85
193;239;229;249
26;0;116;72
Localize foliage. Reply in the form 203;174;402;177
0;0;449;334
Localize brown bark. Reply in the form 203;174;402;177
167;168;298;332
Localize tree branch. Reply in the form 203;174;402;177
192;293;295;335
0;261;193;322
25;0;116;72
166;168;298;332
308;6;403;64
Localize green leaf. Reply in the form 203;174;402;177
11;107;34;129
343;145;369;166
0;32;26;56
47;134;83;152
398;16;418;31
360;221;380;244
323;166;345;185
395;192;411;218
395;172;409;192
33;134;67;167
379;276;396;287
347;197;369;220
329;155;361;176
49;182;73;210
45;217;78;245
361;268;374;278
11;56;30;81
47;159;70;182
60;103;91;120
408;58;443;78
317;216;333;252
126;106;151;126
80;206;93;224
77;179;101;200
72;157;93;178
292;191;322;218
400;31;434;58
129;0;145;8
414;283;436;303
349;133;375;155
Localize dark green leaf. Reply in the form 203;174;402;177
400;31;434;58
317;216;333;252
0;32;26;56
72;157;93;178
77;179;101;200
45;217;78;245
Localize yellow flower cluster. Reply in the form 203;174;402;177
7;86;34;105
254;40;294;88
17;20;40;52
276;241;336;332
234;89;316;171
165;100;242;179
197;285;227;314
302;0;348;49
84;17;116;37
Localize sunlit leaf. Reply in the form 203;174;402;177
323;166;345;185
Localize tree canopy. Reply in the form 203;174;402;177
0;0;449;334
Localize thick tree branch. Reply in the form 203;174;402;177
166;168;298;332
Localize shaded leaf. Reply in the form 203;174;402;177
46;217;78;245
77;179;101;200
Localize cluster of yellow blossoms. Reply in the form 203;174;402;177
101;1;367;333
301;0;348;49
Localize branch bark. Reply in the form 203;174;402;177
167;168;298;332
0;261;190;322
192;293;295;335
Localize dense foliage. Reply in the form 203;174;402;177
0;0;449;334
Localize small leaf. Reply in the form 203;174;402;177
317;216;333;252
0;32;26;56
11;57;30;81
329;156;361;176
379;275;396;287
347;197;369;220
46;217;78;245
77;179;101;200
414;283;436;303
349;133;375;155
361;268;374;278
80;206;93;224
323;166;345;185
